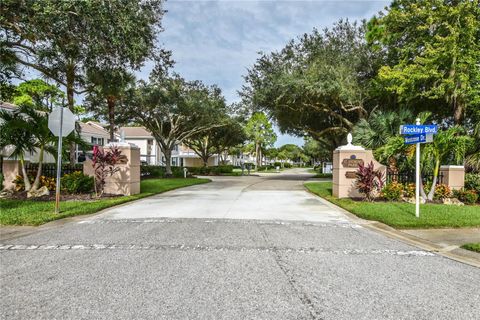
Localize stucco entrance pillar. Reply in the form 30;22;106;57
83;142;141;196
332;134;386;198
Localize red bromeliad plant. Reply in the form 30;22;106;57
92;146;124;197
355;161;384;201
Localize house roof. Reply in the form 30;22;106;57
79;121;110;137
119;126;153;138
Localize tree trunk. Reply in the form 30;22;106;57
255;142;260;169
66;65;76;165
164;148;173;177
201;154;209;167
453;99;464;125
31;146;44;190
19;156;31;191
107;96;116;142
427;158;440;201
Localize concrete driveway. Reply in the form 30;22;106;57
1;169;479;319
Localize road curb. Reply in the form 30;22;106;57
305;186;480;268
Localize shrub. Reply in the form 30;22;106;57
453;189;479;205
404;183;416;198
434;184;451;200
13;174;56;191
465;173;480;194
381;181;404;201
283;163;292;168
273;162;282;167
187;165;233;175
61;171;94;194
141;165;166;178
92;146;124;196
355;161;384;201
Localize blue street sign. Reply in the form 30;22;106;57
399;124;438;135
404;133;433;145
404;134;426;145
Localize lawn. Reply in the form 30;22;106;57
305;182;480;229
0;178;210;226
461;243;480;253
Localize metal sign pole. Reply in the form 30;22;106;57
54;107;64;214
415;118;420;218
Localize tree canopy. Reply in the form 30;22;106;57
242;20;379;148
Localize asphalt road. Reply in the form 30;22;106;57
1;169;479;319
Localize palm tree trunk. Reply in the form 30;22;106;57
66;65;76;165
31;146;44;190
427;159;440;201
19;156;31;191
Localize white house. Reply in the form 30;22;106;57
119;126;221;167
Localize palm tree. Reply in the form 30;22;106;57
422;126;472;200
86;67;135;142
353;108;414;149
0;107;37;191
465;122;480;172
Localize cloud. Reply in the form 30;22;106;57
142;0;390;145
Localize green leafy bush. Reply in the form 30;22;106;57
273;162;282;167
434;184;451;200
381;181;404;201
465;173;480;194
13;174;56;191
141;166;186;178
187;165;233;175
61;171;94;194
283;163;292;168
453;188;479;205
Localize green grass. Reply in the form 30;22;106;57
305;182;480;229
461;243;480;253
0;178;210;226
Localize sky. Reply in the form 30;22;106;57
147;0;391;147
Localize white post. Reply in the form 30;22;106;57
55;107;64;214
415;118;420;218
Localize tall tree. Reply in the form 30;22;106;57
242;20;379;148
367;0;480;124
85;68;136;142
127;75;227;176
185;117;246;167
1;0;167;162
244;112;277;168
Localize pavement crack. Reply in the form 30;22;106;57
258;225;324;320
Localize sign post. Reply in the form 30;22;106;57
48;107;75;214
399;121;437;218
415;118;420;218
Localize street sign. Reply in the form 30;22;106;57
404;133;434;145
399;124;438;135
48;107;75;137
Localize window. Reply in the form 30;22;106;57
91;137;104;146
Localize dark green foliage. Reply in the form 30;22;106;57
453;189;479;205
61;171;94;194
283;163;292;168
187;165;234;175
140;166;186;179
465;173;480;194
